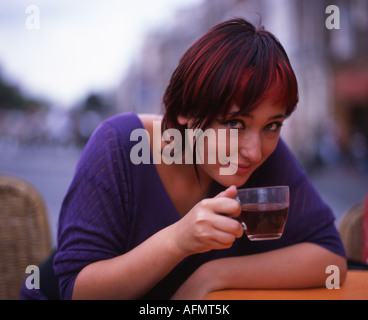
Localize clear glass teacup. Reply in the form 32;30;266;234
237;186;290;241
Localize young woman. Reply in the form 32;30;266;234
29;18;347;300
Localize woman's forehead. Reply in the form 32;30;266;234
228;105;240;113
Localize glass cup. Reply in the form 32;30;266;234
237;186;290;241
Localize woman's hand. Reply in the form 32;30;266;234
171;262;213;300
171;185;243;257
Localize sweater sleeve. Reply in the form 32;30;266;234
53;116;134;300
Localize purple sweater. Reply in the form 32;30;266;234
28;112;347;299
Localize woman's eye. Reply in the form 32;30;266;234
264;122;283;132
223;119;245;129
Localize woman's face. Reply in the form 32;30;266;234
193;99;287;187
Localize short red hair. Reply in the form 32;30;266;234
162;18;298;134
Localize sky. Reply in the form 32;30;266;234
0;0;203;109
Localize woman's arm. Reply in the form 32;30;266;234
72;186;243;299
171;242;347;300
72;224;184;300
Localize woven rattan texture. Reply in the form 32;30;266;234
338;202;363;262
0;175;51;300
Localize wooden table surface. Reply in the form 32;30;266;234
204;270;368;300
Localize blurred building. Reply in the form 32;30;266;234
116;0;368;171
328;0;368;171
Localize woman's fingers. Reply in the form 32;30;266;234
195;198;243;240
203;196;241;218
206;231;237;249
214;185;237;199
211;213;244;238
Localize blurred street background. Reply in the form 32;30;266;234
1;0;368;247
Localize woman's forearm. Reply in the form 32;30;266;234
171;243;347;299
72;224;186;300
209;243;347;291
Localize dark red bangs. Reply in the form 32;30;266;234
230;56;299;119
181;30;251;127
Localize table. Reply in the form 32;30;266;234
204;270;368;300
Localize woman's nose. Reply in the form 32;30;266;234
238;133;262;163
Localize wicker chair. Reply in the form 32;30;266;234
0;174;52;300
338;201;363;262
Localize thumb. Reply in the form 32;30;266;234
214;185;237;199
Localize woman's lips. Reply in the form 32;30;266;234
230;162;253;175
